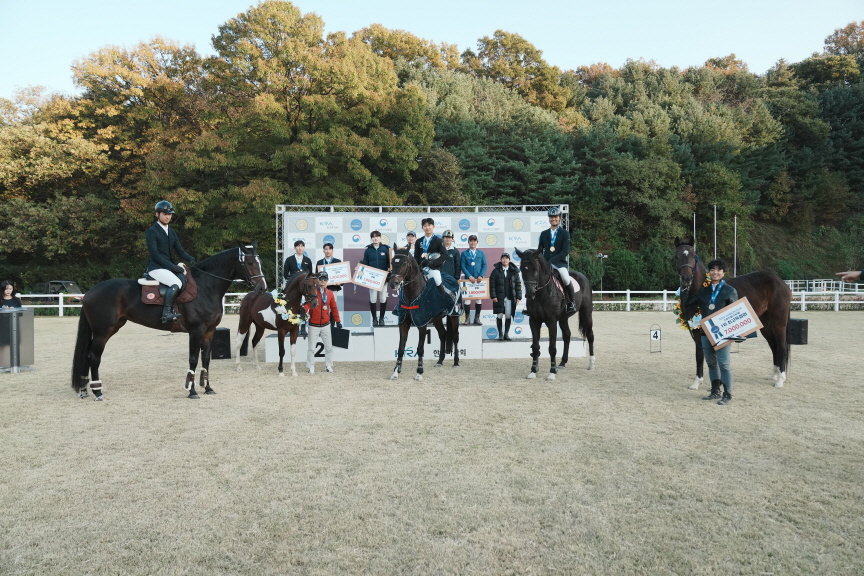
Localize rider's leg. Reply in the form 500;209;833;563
555;266;578;314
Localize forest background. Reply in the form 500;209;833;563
1;1;862;291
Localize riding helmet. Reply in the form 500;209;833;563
154;200;176;214
547;206;562;217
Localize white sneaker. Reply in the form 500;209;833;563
325;366;334;373
308;367;315;375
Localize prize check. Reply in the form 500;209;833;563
353;263;388;291
700;296;763;350
460;279;489;300
318;261;351;285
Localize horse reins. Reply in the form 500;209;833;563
190;247;265;286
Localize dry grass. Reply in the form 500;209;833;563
1;312;862;575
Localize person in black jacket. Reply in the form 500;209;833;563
686;258;739;405
440;230;461;279
538;206;577;315
145;200;196;323
283;240;313;288
315;242;341;292
414;218;459;313
489;253;523;340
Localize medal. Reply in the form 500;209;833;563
323;305;328;311
708;304;715;310
471;261;475;265
550;246;555;252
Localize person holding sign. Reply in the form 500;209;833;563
361;231;391;327
538;206;577;316
461;234;487;325
306;271;341;374
316;242;342;292
686;258;739;405
489;253;522;340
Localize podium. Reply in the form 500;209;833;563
0;308;34;373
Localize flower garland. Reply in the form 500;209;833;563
272;291;307;324
673;273;711;330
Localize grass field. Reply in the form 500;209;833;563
1;311;862;575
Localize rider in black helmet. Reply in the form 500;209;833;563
538;206;578;316
145;200;196;323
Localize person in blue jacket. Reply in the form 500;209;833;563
538;206;577;315
360;231;391;326
461;234;487;325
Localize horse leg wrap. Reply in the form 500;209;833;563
90;380;104;400
184;370;195;391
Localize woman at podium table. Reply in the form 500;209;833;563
1;280;22;308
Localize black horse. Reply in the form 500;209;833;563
387;247;460;381
674;236;792;387
235;272;319;377
72;244;266;400
515;248;595;380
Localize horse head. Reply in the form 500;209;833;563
388;245;417;290
237;242;267;292
302;273;319;309
515;247;548;300
673;236;700;293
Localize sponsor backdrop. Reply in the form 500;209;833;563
275;206;568;331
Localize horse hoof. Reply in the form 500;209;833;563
204;389;216;395
390;374;399;381
188;393;200;399
527;372;537;380
279;372;285;377
94;395;105;402
78;391;89;399
558;363;567;368
774;375;785;388
546;373;556;381
415;374;423;381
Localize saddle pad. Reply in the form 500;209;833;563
140;273;199;305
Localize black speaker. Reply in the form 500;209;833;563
789;318;808;345
211;327;231;359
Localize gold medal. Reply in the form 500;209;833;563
550;246;556;252
708;304;715;310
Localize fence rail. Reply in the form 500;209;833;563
16;289;864;317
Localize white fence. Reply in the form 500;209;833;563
17;288;864;316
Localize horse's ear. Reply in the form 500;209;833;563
515;247;523;258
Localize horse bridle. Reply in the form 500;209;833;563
389;254;419;289
676;245;699;291
521;253;552;300
192;246;266;288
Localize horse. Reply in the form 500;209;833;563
674;236;792;388
515;248;596;380
235;272;319;377
387;246;460;381
71;243;266;400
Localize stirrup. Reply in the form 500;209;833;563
161;311;181;323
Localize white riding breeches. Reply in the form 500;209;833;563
554;265;579;292
149;268;182;287
425;268;443;286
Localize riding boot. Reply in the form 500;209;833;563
378;303;387;326
504;318;512;340
369;303;378;327
718;383;733;405
702;379;722;400
496;318;504;339
472;303;483;325
565;282;577;316
437;284;460;315
160;285;182;323
463;308;471;325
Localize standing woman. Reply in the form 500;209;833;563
488;253;522;340
686;258;738;405
145;200;196;324
1;280;23;308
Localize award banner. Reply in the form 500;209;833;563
318;261;351;285
460;279;490;300
353;263;388;291
700;296;763;350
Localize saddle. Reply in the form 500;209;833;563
138;273;198;305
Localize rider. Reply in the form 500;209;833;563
145;200;196;323
538;206;577;316
415;218;460;314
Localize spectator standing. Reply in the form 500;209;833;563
283;240;313;288
1;280;23;308
461;234;487;325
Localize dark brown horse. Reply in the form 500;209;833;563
515;248;595;380
72;244;266;400
235;272;319;377
674;236;792;387
387;246;460;381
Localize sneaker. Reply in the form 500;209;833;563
718;396;732;405
702;392;722;400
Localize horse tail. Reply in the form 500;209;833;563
240;332;250;356
71;312;92;392
576;273;592;339
784;306;792;373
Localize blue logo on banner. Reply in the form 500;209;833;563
459;218;471;231
352;234;361;243
323;234;335;245
514;326;524;335
487;218;496;227
485;327;498;339
515;311;525;322
351;219;363;231
460;234;469;242
379;218;388;227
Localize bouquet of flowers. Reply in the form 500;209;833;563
672;273;710;330
271;290;306;324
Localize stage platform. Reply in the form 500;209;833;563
263;325;586;362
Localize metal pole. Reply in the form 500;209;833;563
692;212;696;250
733;215;737;276
713;204;717;260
